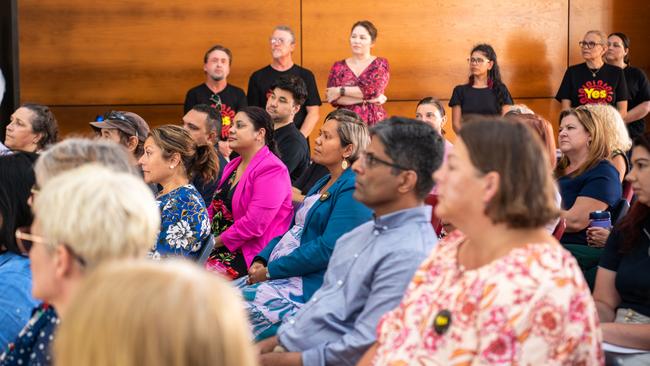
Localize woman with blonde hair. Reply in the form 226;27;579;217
0;164;160;366
585;103;632;181
54;259;257;366
139;125;218;260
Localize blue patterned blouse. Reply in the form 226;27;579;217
151;184;210;260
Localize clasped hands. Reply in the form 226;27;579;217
247;261;269;285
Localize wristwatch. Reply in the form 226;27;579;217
340;86;346;96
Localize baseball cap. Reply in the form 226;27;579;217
89;111;150;142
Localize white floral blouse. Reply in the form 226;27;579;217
372;231;604;365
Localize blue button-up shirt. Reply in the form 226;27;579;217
277;205;437;366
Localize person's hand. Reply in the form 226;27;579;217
326;87;341;103
248;262;268;284
257;335;279;354
368;94;387;105
586;226;610;248
217;140;232;160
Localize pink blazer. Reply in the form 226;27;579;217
218;146;293;267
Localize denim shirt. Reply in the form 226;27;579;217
0;253;39;348
277;205;437;366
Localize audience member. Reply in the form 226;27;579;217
415;97;453;162
449;44;513;132
207;106;292;279
606;32;650;140
181;104;229;204
238;109;372;340
4;104;58;153
0;165;159;366
54;259;257;366
586;103;632;181
257;117;443;366
361;119;601;365
326;20;389;126
0;153;39;347
556;30;629;116
593;132;650;350
267;74;310;182
247;25;321;137
556;106;621;288
89;110;150;160
139;125;216;260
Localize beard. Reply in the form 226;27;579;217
209;73;225;81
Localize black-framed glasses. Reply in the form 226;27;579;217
579;41;602;49
360;151;412;171
15;226;87;267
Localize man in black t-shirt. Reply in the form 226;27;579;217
266;75;310;183
248;25;321;138
184;45;247;157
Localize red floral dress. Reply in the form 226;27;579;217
372;231;604;365
327;57;389;126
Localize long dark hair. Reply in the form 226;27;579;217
0;152;38;254
608;32;631;65
616;133;650;253
239;106;280;157
467;44;507;109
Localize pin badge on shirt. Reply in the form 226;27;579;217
433;309;452;335
319;192;331;202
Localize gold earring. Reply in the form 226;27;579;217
341;159;349;170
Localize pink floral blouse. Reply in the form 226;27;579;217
327;57;389;126
372;231;604;365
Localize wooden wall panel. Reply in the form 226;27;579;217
18;0;300;105
302;0;568;101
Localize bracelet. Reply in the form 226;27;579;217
340;86;346;96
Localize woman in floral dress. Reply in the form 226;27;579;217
360;119;603;365
326;20;389;126
139;125;218;260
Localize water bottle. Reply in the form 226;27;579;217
589;211;611;229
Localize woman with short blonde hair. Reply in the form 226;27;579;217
584;103;632;181
54;260;257;366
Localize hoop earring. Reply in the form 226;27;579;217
341;159;349;170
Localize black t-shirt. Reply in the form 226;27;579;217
599;219;650;317
184;83;247;138
448;83;513;116
273;123;309;183
247;64;322;131
294;162;329;195
623;66;650;139
555;63;629;107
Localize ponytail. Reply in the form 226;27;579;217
190;144;219;182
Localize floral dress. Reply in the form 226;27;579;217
234;194;320;341
372;231;604;365
207;170;247;278
151;184;210;260
327;57;390;126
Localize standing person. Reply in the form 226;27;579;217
605;32;650;140
4;104;58;153
247;26;321;138
207;106;293;279
138;125;217;260
257;117;443;366
361;119;602;365
449;44;514;132
556;30;629;116
184;45;247;159
266;74;310;182
326;20;389;126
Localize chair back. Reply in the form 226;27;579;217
611;198;631;226
552;217;566;240
197;235;216;265
622;180;634;203
424;194;444;236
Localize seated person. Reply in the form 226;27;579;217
181;104;229;204
266;75;310;183
556;106;621;288
0;165;160;366
4;104;58;153
54;260;257;366
0;153;39;347
593;132;650;351
257;117;444;366
586;103;632;182
138;125;217;260
207;107;293;279
238;109;372;340
360;119;601;365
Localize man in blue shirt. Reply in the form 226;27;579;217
257;117;445;366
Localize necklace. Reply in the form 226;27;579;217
589;66;602;78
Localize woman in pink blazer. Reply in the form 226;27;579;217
208;106;293;279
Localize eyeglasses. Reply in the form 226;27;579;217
467;57;490;65
360;151;412;171
15;227;87;267
579;41;602;49
269;37;290;45
102;111;139;140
